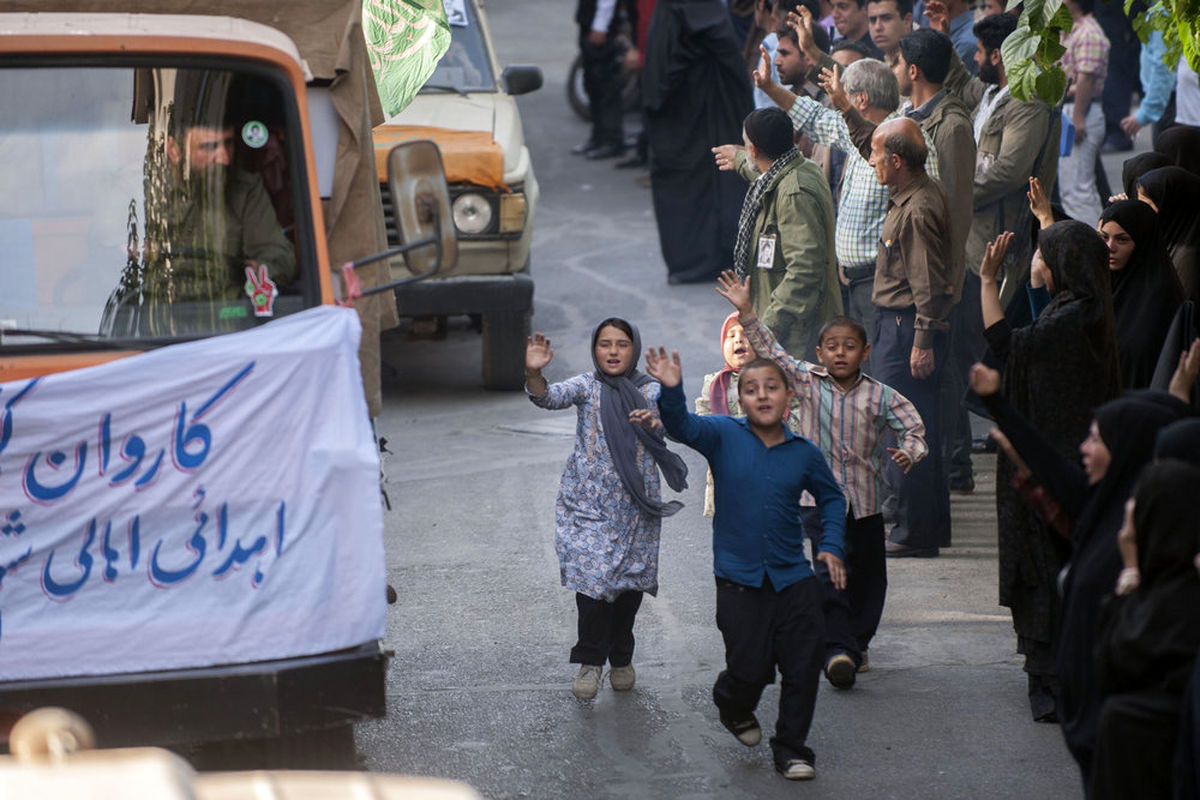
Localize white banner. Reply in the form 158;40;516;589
0;306;386;680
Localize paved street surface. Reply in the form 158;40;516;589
357;2;1091;796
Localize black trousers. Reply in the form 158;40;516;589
803;508;887;667
578;28;624;149
571;590;643;666
873;306;951;548
712;575;825;764
940;270;982;486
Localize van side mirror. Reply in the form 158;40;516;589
501;65;543;96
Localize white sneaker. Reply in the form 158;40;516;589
778;758;815;780
572;665;602;700
609;664;635;691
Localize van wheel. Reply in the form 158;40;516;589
482;309;530;390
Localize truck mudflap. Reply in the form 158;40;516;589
0;642;387;750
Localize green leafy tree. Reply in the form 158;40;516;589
1004;0;1200;104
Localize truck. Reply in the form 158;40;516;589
0;0;452;768
373;0;542;390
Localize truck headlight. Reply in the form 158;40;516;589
452;192;493;235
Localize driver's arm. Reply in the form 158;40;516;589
234;171;297;284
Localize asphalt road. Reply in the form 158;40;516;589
358;2;1085;797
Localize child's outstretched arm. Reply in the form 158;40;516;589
524;332;553;396
718;271;813;392
881;384;928;473
647;346;720;454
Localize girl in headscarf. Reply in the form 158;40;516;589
978;221;1121;722
971;360;1191;787
525;319;688;701
1097;200;1184;389
1090;459;1200;800
696;311;760;517
1136;166;1200;307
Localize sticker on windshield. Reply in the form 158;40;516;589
443;0;468;26
242;120;269;150
244;265;278;318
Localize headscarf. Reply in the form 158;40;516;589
1154;125;1200;176
591;318;688;518
1155;418;1200;465
1098;200;1184;389
1057;391;1191;773
1096;460;1200;697
708;312;745;416
1136;166;1200;307
1026;220;1121;397
1121;152;1171;199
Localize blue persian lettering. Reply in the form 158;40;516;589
149;512;208;585
0;379;39;468
42;520;96;598
24;442;88;503
0;546;32;589
101;521;119;582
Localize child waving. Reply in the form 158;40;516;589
526;319;688;701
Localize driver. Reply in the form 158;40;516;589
152;116;297;303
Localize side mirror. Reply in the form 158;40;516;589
336;140;457;302
501;65;543;96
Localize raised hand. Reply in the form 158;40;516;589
979;231;1013;283
715;269;753;315
819;64;851;112
1027;177;1054;230
628;408;663;431
787;7;821;61
244;263;278;317
969;363;1002;397
712;144;742;171
924;0;950;34
1117;497;1138;572
1169;337;1200;403
645;346;682;388
525;332;554;372
887;447;914;474
753;44;774;89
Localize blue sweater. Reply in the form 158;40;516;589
658;381;846;589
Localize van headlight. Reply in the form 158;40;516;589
452;192;493;234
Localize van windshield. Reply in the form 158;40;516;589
0;64;311;348
420;1;494;94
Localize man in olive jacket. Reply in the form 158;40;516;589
714;106;842;360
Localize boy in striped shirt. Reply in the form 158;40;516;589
716;269;927;689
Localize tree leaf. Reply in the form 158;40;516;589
1034;66;1068;105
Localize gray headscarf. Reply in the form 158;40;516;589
591;318;688;518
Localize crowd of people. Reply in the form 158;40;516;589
551;0;1200;791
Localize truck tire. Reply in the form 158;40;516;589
481;309;530;390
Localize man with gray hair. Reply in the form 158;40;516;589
752;48;939;361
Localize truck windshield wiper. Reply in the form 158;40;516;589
0;328;151;349
421;83;470;97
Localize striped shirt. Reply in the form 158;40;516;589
744;316;927;518
787;97;940;270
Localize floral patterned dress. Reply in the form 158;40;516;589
530;373;664;602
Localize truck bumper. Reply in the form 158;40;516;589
0;642;387;748
394;272;533;317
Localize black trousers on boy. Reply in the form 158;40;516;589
712;575;825;765
803;508;887;667
571;590;642;666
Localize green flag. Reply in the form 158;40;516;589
363;0;451;118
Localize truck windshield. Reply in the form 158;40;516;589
0;64;309;347
420;1;494;94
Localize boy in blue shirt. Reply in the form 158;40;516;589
642;346;847;781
